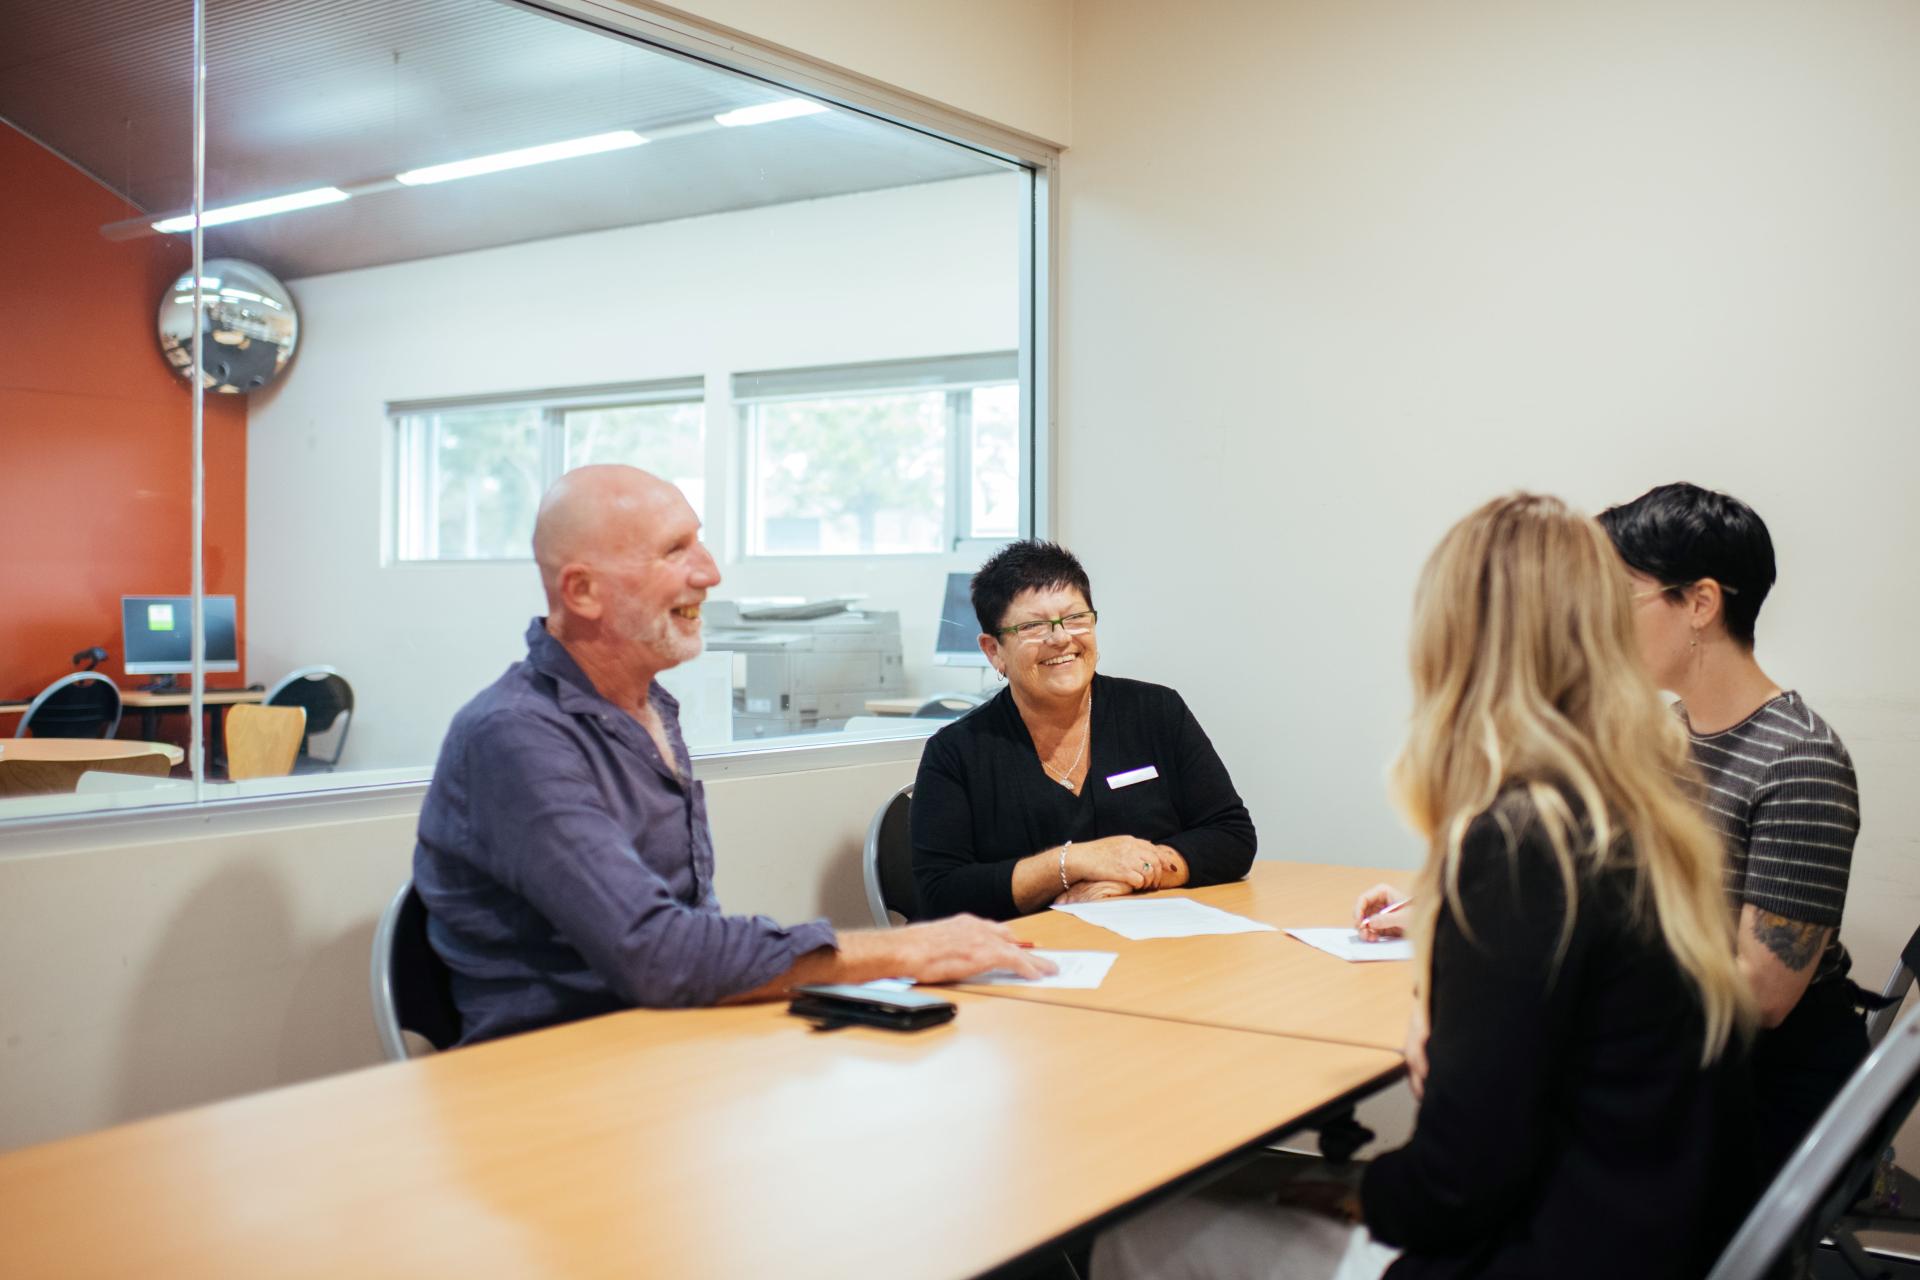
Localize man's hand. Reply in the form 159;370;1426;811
1056;879;1133;905
728;918;1056;1003
890;915;1058;985
1404;1000;1430;1102
1353;882;1411;941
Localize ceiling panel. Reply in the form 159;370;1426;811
1;0;1010;278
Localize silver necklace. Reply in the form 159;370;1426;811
1042;689;1092;789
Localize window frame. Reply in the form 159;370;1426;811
388;378;706;564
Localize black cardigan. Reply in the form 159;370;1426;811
1362;791;1754;1279
909;674;1257;921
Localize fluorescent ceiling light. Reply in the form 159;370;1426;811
714;99;829;128
395;130;646;187
152;187;348;234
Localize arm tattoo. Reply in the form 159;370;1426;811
1751;909;1827;972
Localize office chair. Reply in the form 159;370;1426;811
263;666;354;769
1706;1012;1920;1280
15;672;122;739
861;783;921;927
370;880;461;1061
1868;924;1920;1050
224;704;306;780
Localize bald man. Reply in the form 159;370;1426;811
414;466;1048;1046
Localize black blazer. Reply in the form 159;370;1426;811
1362;789;1754;1279
910;674;1257;920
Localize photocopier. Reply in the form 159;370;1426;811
701;598;907;738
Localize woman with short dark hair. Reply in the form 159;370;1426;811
1599;481;1867;1181
909;540;1257;922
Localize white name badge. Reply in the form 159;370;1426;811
1106;764;1159;790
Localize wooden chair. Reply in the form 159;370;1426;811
224;704;306;780
0;751;171;798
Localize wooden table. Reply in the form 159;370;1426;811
0;994;1401;1279
0;738;185;798
120;687;265;742
0;688;264;743
0;738;183;765
959;861;1418;1053
865;695;925;716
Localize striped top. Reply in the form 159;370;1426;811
1683;691;1859;987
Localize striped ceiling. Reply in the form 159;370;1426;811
1;0;1006;277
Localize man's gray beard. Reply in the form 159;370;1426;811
648;617;704;669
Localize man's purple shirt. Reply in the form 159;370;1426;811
414;618;837;1045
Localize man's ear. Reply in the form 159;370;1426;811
557;562;602;620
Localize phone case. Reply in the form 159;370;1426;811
787;983;958;1032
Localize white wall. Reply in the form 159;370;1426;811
646;0;1073;145
246;174;1019;769
1060;0;1920;984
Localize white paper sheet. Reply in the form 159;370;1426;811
1049;898;1279;941
963;949;1119;989
1284;927;1413;963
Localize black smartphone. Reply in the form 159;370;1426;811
787;984;957;1032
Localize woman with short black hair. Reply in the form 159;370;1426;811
909;540;1257;922
1600;480;1867;1181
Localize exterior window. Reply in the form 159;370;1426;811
736;353;1020;557
393;383;704;562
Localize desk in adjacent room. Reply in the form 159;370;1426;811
0;688;265;740
961;861;1417;1053
120;687;265;741
0;993;1401;1279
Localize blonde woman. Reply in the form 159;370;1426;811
1093;494;1755;1280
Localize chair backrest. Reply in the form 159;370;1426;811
862;783;920;927
263;666;354;766
1705;1012;1920;1280
370;881;461;1061
1868;924;1920;1048
0;751;171;798
16;672;122;740
224;703;306;780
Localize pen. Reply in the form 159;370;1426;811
1363;897;1412;925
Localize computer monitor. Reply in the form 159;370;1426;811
933;572;989;667
122;595;239;683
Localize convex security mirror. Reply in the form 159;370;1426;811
157;258;299;393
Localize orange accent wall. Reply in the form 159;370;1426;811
0;122;248;729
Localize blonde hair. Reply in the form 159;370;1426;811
1391;493;1753;1063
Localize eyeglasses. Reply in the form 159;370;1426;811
1632;579;1738;605
995;609;1098;642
